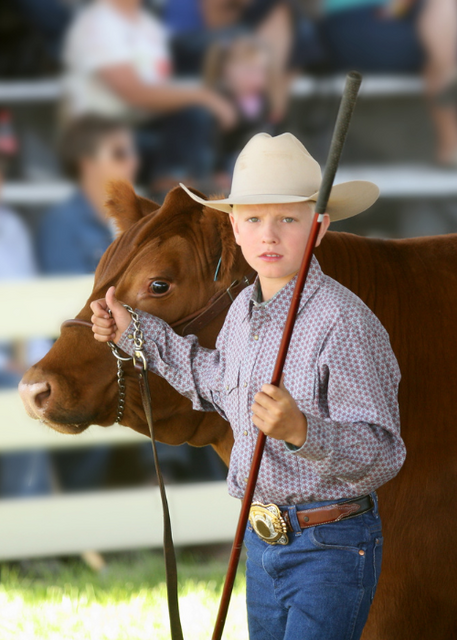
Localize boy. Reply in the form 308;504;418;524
91;133;406;639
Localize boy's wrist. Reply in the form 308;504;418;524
284;412;307;448
116;317;138;355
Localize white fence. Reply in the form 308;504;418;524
0;276;238;561
0;75;424;104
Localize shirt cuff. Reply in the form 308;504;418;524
116;319;136;357
116;309;161;357
284;414;334;461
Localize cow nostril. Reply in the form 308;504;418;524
21;381;52;411
34;384;51;409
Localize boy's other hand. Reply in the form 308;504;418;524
251;375;308;448
90;286;131;343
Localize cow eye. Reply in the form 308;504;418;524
149;281;170;296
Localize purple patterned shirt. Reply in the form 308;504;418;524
118;255;406;505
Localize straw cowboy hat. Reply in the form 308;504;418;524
180;132;379;222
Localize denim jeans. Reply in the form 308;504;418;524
245;492;383;640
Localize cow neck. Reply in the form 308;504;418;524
170;270;257;336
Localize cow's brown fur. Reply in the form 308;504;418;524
21;183;457;639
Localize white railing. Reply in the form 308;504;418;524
0;74;424;104
4;164;457;208
0;276;238;560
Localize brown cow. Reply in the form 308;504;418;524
20;182;457;639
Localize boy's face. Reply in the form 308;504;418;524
230;202;330;285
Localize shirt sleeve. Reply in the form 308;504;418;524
285;315;406;488
117;310;229;419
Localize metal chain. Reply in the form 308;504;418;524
106;304;146;423
115;357;126;423
123;304;147;370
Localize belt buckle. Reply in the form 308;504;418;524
249;502;289;545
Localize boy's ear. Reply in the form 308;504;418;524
315;213;331;247
229;212;241;246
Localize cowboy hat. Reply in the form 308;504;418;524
180;132;379;222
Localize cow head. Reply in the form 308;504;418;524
19;182;248;453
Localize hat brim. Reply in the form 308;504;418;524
179;181;380;222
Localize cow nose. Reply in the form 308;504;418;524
19;381;52;415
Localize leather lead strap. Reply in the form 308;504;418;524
62;270;258;640
135;361;184;640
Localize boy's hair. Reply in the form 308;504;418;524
59;114;129;181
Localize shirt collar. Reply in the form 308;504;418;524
245;254;324;324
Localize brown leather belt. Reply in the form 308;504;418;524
249;495;374;545
283;494;374;531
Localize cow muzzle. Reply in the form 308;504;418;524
19;380;51;420
18;371;91;434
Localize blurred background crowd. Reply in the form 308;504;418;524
1;0;457;501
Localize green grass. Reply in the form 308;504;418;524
0;549;248;640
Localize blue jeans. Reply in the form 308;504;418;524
245;492;382;640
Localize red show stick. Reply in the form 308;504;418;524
211;71;363;640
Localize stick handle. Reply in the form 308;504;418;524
315;71;362;215
211;71;362;640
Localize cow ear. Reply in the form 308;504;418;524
202;203;238;285
105;180;160;235
164;185;239;284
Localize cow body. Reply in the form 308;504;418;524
316;232;457;639
20;183;457;638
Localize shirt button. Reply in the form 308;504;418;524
253;335;259;340
127;334;133;340
243;382;247;387
226;385;229;390
244;477;249;483
243;430;248;436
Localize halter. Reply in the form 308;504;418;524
61;272;255;424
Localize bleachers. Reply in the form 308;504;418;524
2;74;455;209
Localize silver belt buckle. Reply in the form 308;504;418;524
249;502;289;545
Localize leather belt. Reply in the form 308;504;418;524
283;494;373;531
249;495;374;545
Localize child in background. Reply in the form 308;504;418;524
204;36;276;188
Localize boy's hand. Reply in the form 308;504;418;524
251;375;308;448
90;286;131;344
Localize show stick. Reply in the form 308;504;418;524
211;70;363;640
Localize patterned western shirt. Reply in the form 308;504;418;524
118;255;406;505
